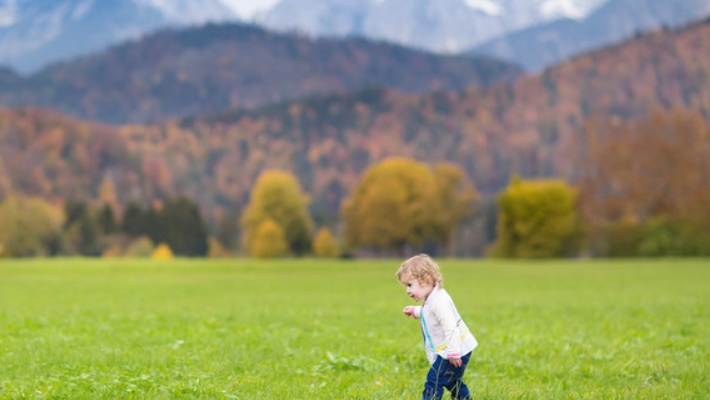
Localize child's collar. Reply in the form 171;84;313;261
424;285;442;303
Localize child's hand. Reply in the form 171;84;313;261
402;306;416;317
448;357;462;367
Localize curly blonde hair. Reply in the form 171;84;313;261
396;254;443;287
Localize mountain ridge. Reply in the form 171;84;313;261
468;0;710;71
0;21;522;124
3;0;707;75
0;0;614;74
261;0;612;53
0;0;237;74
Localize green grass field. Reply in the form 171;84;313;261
0;258;708;399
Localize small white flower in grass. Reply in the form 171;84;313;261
172;340;185;349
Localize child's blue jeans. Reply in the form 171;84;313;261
422;352;471;400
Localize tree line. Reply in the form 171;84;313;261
0;196;209;258
1;108;709;259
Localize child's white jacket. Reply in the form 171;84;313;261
411;286;478;365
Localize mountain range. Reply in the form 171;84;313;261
468;0;710;71
260;0;611;53
0;0;237;74
3;0;709;75
0;22;521;124
2;16;709;224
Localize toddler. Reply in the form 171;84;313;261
397;254;478;400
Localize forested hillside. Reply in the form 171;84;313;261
0;107;141;204
117;18;710;222
2;18;710;228
0;22;521;124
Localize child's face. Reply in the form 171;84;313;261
403;278;434;302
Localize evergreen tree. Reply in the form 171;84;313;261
63;199;88;229
217;209;240;250
145;205;165;246
122;201;147;238
63;199;100;255
161;196;208;256
97;203;118;234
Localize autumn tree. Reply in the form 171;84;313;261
241;170;313;256
207;236;229;258
490;177;580;258
125;236;154;257
576;108;710;255
313;227;341;258
431;162;478;254
0;196;64;257
341;158;475;254
578;108;710;224
152;243;175;259
250;219;288;258
98;177;118;208
342;158;432;254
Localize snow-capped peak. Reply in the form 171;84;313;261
71;0;95;21
539;0;609;21
463;0;502;16
131;0;237;23
215;0;280;20
0;0;19;27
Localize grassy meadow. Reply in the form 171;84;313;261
0;258;708;399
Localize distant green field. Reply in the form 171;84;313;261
0;258;708;399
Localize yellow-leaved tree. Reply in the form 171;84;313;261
313;227;341;258
341;158;475;255
0;196;64;257
250;219;288;258
207;236;229;258
241;170;313;257
490;177;580;258
125;236;154;257
152;243;174;260
431;162;478;254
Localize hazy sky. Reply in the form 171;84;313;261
219;0;281;19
